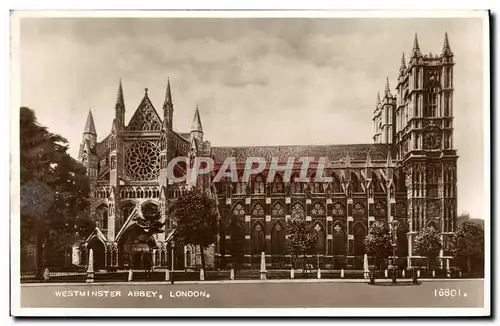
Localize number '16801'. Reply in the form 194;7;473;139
434;289;462;297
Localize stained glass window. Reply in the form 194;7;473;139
332;202;345;216
125;141;160;181
271;202;285;216
291;203;305;220
232;203;245;216
353;202;365;217
311;202;325;216
252;203;265;216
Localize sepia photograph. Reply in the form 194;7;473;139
10;10;490;317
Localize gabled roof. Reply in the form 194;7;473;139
86;227;107;244
126;90;162;132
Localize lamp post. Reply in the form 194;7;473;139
391;220;400;284
170;240;175;284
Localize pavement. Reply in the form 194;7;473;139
19;278;485;310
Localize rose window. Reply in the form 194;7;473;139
125;141;160;181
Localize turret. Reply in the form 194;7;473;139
83;109;97;149
115;79;125;129
411;33;422;60
399;52;407;76
163;78;173;129
190;105;203;143
78;110;98;179
384;77;392;99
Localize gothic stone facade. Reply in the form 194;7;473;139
78;33;457;271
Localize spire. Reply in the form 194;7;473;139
84;110;96;135
376;92;381;105
116;79;124;107
412;33;421;58
365;151;372;167
399;52;407;73
442;32;452;55
385;149;394;168
191;105;203;132
165;78;172;105
384;77;391;97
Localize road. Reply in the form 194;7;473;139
20;279;484;309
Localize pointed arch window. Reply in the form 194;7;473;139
291;203;305;220
271;222;286;255
313;223;326;254
229;219;245;258
427;221;438;230
252;222;265;254
425;82;440;117
251;203;265;216
232;203;245;216
332;202;345;217
95;204;109;231
271;202;285;217
426;165;439;198
353;222;367;255
352;202;366;217
373;201;387;218
331;223;346;255
311;202;326;216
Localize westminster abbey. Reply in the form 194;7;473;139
76;33;458;271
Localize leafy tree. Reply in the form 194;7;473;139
413;226;442;271
20;107;91;276
170;188;218;279
364;221;392;269
287;217;317;270
135;202;165;236
450;221;484;273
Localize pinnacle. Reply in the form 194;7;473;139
84;110;97;135
191;105;203;132
384;77;391;97
165;78;173;105
400;52;407;71
116;79;124;106
412;33;422;57
443;32;451;52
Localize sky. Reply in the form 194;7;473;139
19;16;486;218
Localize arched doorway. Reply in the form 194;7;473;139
118;225;156;269
87;237;106;271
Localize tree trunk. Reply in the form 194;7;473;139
200;245;206;280
467;256;471;274
303;253;307;272
35;218;45;279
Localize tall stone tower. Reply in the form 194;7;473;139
78;110;98;180
373;78;397;144
394;33;458;256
